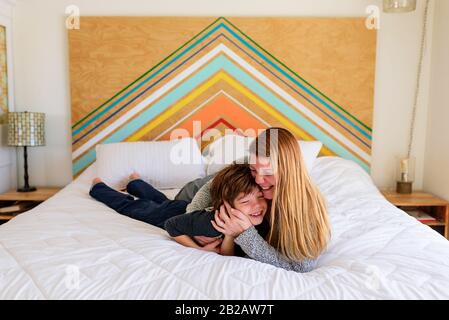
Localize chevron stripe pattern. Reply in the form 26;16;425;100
71;17;373;176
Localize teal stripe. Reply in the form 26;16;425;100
72;23;225;137
73;55;369;175
73;148;96;176
221;24;371;140
73;22;371;140
223;60;370;172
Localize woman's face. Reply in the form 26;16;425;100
249;155;276;200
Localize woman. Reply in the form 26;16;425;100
211;127;331;272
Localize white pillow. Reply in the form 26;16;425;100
96;138;206;190
203;134;322;175
298;140;323;172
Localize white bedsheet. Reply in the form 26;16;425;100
1;157;449;299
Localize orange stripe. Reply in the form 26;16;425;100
159;94;266;140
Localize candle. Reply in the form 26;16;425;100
400;158;409;182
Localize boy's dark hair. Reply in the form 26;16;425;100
210;163;259;211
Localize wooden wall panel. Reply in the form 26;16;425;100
69;17;376;176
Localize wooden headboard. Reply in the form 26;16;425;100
69;17;376;176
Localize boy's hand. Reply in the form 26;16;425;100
198;238;222;254
193;235;221;246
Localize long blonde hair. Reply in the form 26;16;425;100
250;128;330;261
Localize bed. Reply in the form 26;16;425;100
1;153;449;300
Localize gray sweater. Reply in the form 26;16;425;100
186;179;316;273
186;180;214;213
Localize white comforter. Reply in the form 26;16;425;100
1;157;449;299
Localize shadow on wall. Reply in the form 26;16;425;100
0;124;15;192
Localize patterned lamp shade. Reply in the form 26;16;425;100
7;112;45;147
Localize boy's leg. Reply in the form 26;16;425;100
90;181;188;229
111;198;189;229
90;182;136;212
126;179;167;203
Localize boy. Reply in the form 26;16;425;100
89;164;268;256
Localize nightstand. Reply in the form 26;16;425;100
0;188;61;224
381;190;449;239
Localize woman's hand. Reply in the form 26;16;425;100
211;201;252;238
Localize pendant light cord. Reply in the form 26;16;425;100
407;0;430;158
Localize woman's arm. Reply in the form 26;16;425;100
219;235;235;256
186;180;213;213
234;226;316;273
211;203;316;273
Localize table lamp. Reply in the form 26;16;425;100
7;111;45;192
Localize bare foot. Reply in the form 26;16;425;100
129;172;140;181
92;177;102;186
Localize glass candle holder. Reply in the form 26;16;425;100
395;156;415;194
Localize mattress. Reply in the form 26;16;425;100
1;157;449;299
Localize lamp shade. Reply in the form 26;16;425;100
7;112;45;147
383;0;416;13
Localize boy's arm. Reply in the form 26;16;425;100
172;235;201;249
165;210;223;252
164;211;198;238
173;235;223;254
219;235;235;256
165;210;221;238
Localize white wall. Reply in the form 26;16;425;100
0;0;16;192
423;0;449;201
12;0;434;189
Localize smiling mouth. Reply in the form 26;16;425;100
260;186;273;192
250;210;263;217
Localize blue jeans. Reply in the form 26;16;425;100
89;179;188;229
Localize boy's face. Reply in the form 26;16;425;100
232;187;268;226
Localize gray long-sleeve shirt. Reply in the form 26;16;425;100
185;179;213;213
185;178;317;273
